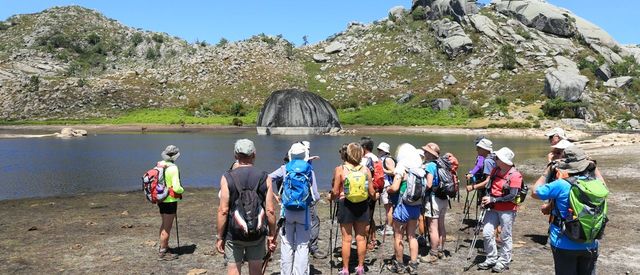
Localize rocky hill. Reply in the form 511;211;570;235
0;1;638;128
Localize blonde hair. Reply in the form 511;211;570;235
345;142;363;166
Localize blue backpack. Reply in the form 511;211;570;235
282;159;313;211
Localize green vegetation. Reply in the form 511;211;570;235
338;103;469;126
131;33;143;46
145;47;160;60
515;26;532;40
611;56;640;77
217;38;228;47
412;6;427;21
500;44;516;70
487;121;540;129
184;98;249;117
303;61;328;96
388;12;398;23
542;99;588;118
37;31;117;76
151;33;165;44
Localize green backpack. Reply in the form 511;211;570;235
561;177;609;243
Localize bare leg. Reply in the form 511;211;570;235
385;204;393;227
248;260;262;275
428;217;439;253
354;221;368;267
227;262;241;275
159;213;175;250
438;216;446;251
406;219;418;262
393;220;405;262
341;223;354;270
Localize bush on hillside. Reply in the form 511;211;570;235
412;6;426;21
131;33;143;46
611;56;639;77
151;33;164;44
217;38;228;47
500;44;517;70
542;99;587;118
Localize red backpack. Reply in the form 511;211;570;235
142;162;170;204
367;157;385;193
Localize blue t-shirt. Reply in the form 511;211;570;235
535;178;598;250
425;162;438;187
483;155;496;176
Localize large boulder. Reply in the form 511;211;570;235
389;6;406;20
256;89;341;135
432;98;452;111
413;0;479;20
544;69;589;102
470;14;501;42
604;76;633;88
494;0;576;37
432;19;473;59
324;42;346;54
595;64;612;81
571;15;618;48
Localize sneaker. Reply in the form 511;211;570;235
492;262;508;273
407;261;419;275
419;253;438;264
477;261;496;270
158;250;178;261
311;249;328;259
338;267;349;275
387;259;405;274
437;250;445;259
356;265;365;275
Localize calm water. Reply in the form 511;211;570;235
0;130;550;201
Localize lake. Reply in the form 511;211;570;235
0;129;550;201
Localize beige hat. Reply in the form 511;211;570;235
556;146;593;174
234;139;255;155
377;142;391;153
552;139;574;150
546;127;567;140
422;142;440;158
495;147;515;166
476;138;493;152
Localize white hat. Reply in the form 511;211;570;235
288;142;309;161
301;141;310;150
377;142;391;153
234;139;255;155
495;147;515;166
416;148;425;157
551;139;574;150
395;143;422;170
546;127;567;140
476;138;493;152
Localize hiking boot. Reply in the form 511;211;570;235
355;265;365;275
338;267;350;275
407;261;419;275
437;250;445;259
492;262;508;273
419;253;438;264
158;250;178;261
477;260;496;270
311;249;328;259
387;259;405;274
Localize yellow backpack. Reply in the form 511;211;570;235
343;165;368;203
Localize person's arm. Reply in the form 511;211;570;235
532;178;562;200
331;166;342;201
594;167;606;186
468;156;484;177
383;158;396;175
388;171;403;193
426;173;435;189
311;171;320;202
365;167;375;198
265;176;277;252
166;166;184;194
216;175;230;254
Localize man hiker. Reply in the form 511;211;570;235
360;136;380;251
419;143;448;264
157;145;184;261
377;141;396;236
532;146;606;275
216;139;277;275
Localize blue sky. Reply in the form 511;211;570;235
1;0;637;46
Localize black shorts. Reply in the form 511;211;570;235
158;202;177;214
338;199;370;224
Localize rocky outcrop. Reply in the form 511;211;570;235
324;42;346;54
595;64;612;81
470;14;502;43
604;77;633;89
56;128;88;138
544;69;588;102
432;98;452;111
413;0;479;20
494;0;575;37
256;89;341;135
432;19;473;59
389;6;406;20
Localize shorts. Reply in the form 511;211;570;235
224;237;266;263
337;199;370;224
381;186;390;205
392;203;421;224
158;202;177;214
424;196;448;218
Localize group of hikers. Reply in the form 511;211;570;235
144;127;608;275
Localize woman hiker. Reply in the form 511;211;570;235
157;145;184;261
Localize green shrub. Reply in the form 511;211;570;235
412;6;426;21
231;118;243;126
542;99;588;118
230;102;247;116
388;12;398;23
467;103;483;118
27;75;39;92
145;47;159;60
86;33;100;45
577;56;598;74
152;33;165;43
515;27;532;40
487;121;534;128
500;44;517;70
131;33;143;46
217;38;228;47
611;56;639;77
77;78;87;87
338;103;469;126
494;96;508;106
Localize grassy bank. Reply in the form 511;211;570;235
339;103;470;126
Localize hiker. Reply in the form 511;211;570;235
477;147;522;273
360;136;381;252
268;142;322;275
546;128;568;162
386;144;425;274
419;142;448;264
157;145;184;261
216;139;277;275
331;142;375;275
465;138;496;198
300;141;326;259
532;146;606;275
538;139;574;215
377;141;396;236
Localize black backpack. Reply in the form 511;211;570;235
433;156;457;200
226;170;268;241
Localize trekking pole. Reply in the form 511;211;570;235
175;212;180;255
465;207;487;271
329;199;335;275
455;183;472;253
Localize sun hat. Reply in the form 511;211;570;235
546;127;567;140
288;142;309;161
416;148;425;157
377;142;391;153
161;145;181;162
476;138;493;152
302;141;311;150
421;142;440;158
494;147;515;166
234;139;255;155
551;139;574;150
556;146;592;174
395;143;422;170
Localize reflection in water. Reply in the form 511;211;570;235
0;131;550;200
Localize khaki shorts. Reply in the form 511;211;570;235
224;237;266;263
424;196;448;218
